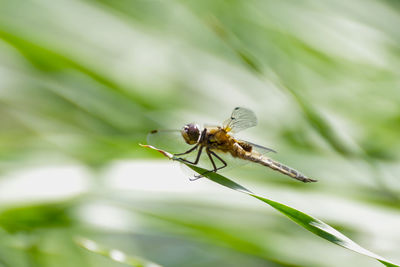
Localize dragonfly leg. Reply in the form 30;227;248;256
193;148;228;179
208;151;218;171
177;145;203;165
210;150;227;171
174;144;198;156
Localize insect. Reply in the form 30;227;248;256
148;107;316;183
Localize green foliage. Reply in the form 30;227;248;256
0;204;72;233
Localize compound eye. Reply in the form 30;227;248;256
181;123;200;145
188;124;197;133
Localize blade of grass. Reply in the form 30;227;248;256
141;144;399;267
75;237;163;267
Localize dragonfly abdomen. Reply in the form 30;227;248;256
265;158;315;182
236;147;316;183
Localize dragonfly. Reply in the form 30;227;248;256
148;107;316;183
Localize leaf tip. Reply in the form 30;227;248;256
140;144;174;159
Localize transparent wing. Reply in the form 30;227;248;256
238;140;277;154
147;129;192;154
223;107;257;133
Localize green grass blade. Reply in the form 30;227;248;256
142;144;399;267
249;195;396;267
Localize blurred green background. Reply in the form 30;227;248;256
0;0;400;266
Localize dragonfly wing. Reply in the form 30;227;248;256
238;140;277;154
223;107;257;133
147;129;193;154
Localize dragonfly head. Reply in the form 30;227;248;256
181;123;200;145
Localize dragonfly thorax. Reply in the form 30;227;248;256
181;123;200;145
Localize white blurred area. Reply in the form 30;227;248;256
0;164;91;204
